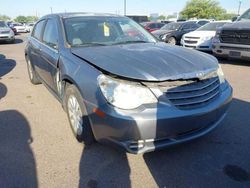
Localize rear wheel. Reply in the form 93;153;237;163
26;59;41;85
167;37;177;45
65;84;95;145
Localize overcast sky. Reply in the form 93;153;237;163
1;0;249;18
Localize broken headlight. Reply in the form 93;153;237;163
98;75;157;110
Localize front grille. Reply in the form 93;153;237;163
184;40;197;44
220;30;250;45
164;77;220;109
0;31;10;34
184;45;196;48
220;45;250;52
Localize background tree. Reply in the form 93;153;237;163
14;15;39;23
180;0;226;19
217;13;238;20
26;16;39;22
0;15;11;21
158;15;166;20
14;16;27;23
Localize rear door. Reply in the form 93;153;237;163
40;18;60;92
29;20;46;79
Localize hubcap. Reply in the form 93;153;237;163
168;38;176;45
67;95;83;136
27;60;33;79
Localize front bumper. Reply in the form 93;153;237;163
212;42;250;60
88;84;232;154
0;34;14;41
181;38;212;51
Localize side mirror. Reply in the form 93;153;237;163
232;16;238;22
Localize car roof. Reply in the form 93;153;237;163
41;12;123;19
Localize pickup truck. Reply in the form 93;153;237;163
212;8;250;60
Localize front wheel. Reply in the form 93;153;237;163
167;37;177;45
65;84;95;145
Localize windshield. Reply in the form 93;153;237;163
160;22;182;30
197;22;228;31
0;21;7;28
64;16;157;47
239;9;250;21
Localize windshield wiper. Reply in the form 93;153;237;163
114;40;149;45
73;42;108;47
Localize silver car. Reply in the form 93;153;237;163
0;21;15;43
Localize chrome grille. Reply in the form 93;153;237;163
184;40;197;44
220;30;250;45
165;77;220;109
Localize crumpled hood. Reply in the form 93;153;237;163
71;42;219;81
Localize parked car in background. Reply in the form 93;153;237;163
152;21;200;45
25;23;35;32
140;22;165;32
25;13;232;154
181;21;231;51
212;8;250;60
6;22;17;35
12;23;27;33
0;21;15;43
194;19;211;26
161;20;172;24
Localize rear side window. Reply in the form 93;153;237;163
32;20;46;40
191;23;200;29
198;21;209;26
43;19;58;49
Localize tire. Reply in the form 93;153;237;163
64;84;95;145
26;58;41;85
167;37;177;45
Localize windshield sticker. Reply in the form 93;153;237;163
103;23;110;37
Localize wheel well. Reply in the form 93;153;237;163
61;79;73;110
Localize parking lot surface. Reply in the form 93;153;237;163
0;34;250;188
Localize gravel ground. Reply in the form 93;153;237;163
0;34;250;188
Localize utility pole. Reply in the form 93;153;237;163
124;0;127;16
237;0;242;16
50;7;53;14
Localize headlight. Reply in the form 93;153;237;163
161;34;167;40
201;36;212;42
217;65;225;84
98;75;157;109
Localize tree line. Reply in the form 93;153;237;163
0;15;38;23
153;0;237;21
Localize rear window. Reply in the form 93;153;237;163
32;20;46;40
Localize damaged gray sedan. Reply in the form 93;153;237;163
25;13;233;154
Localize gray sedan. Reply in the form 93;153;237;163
0;21;15;43
25;13;232;154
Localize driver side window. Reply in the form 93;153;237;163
43;19;59;50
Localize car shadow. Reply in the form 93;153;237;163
0;110;38;187
0;82;7;100
0;38;24;45
79;144;131;188
143;98;250;187
0;83;38;187
0;54;16;78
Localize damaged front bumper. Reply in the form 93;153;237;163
88;80;233;154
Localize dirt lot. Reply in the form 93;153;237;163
0;34;250;188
